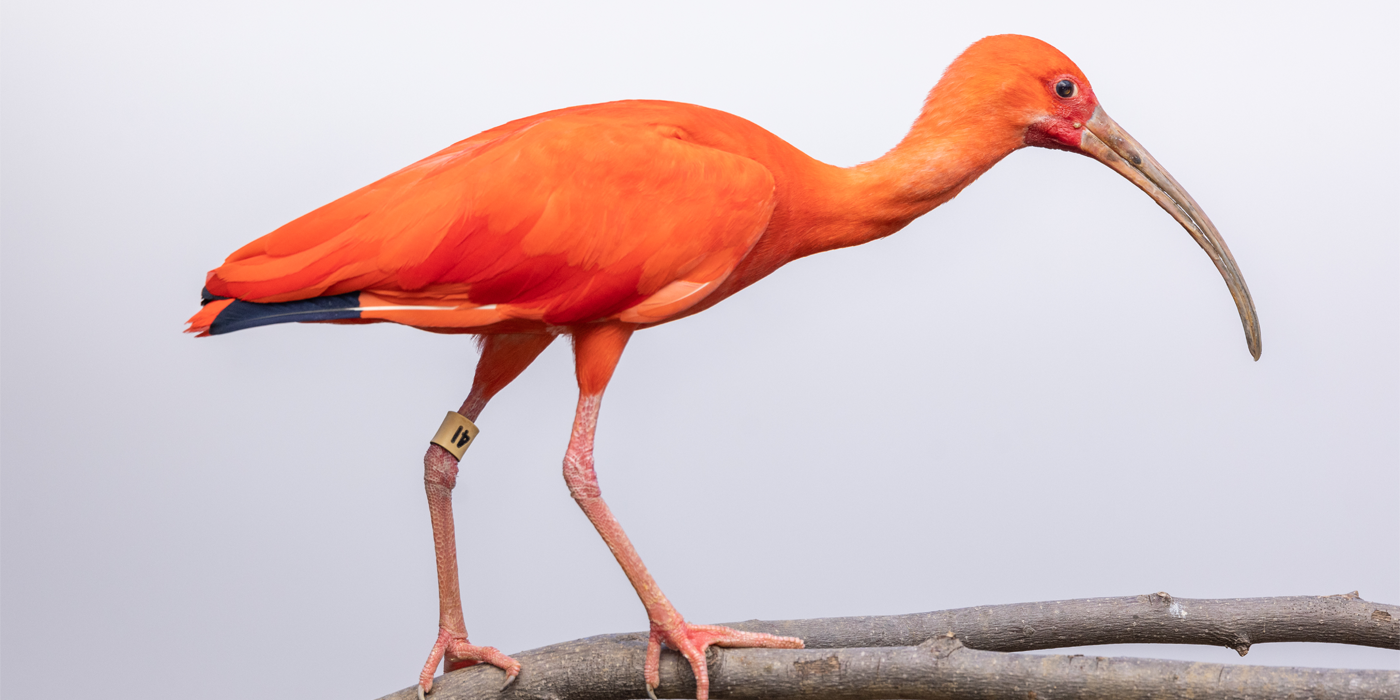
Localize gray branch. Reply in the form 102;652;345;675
376;592;1400;700
721;591;1399;655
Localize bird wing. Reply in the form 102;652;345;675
204;107;776;328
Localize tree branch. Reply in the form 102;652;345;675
722;591;1399;655
376;593;1399;700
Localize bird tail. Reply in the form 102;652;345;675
184;287;364;337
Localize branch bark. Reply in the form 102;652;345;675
375;593;1399;700
721;591;1399;655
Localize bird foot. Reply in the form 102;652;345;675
418;628;520;698
644;621;803;700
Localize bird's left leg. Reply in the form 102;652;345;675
419;333;554;697
566;323;803;700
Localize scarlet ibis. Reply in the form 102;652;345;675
188;34;1261;699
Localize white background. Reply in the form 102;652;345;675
3;1;1396;698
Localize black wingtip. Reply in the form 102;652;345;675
207;292;363;335
200;287;231;306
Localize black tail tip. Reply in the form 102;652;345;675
200;287;231;306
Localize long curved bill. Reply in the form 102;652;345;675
1079;106;1261;360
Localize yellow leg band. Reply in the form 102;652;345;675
430;411;480;459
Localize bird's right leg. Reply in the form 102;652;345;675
419;333;554;697
565;324;802;700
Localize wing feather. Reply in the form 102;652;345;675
204;104;776;328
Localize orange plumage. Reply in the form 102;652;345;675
188;35;1259;700
195;102;788;333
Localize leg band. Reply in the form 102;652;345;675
430;411;480;459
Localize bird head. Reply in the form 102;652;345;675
931;35;1262;360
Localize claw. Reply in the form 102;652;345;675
501;671;518;692
418;684;427;700
646;621;803;700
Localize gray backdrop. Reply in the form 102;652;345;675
3;1;1396;698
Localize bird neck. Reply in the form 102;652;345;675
719;87;1029;297
803;87;1027;257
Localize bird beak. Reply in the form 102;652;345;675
1078;106;1261;360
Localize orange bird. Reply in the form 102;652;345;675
188;35;1260;700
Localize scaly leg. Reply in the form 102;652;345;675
419;333;555;697
567;324;803;700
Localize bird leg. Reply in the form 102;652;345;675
567;324;803;700
419;444;518;695
418;333;554;696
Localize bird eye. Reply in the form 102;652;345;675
1055;80;1076;98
